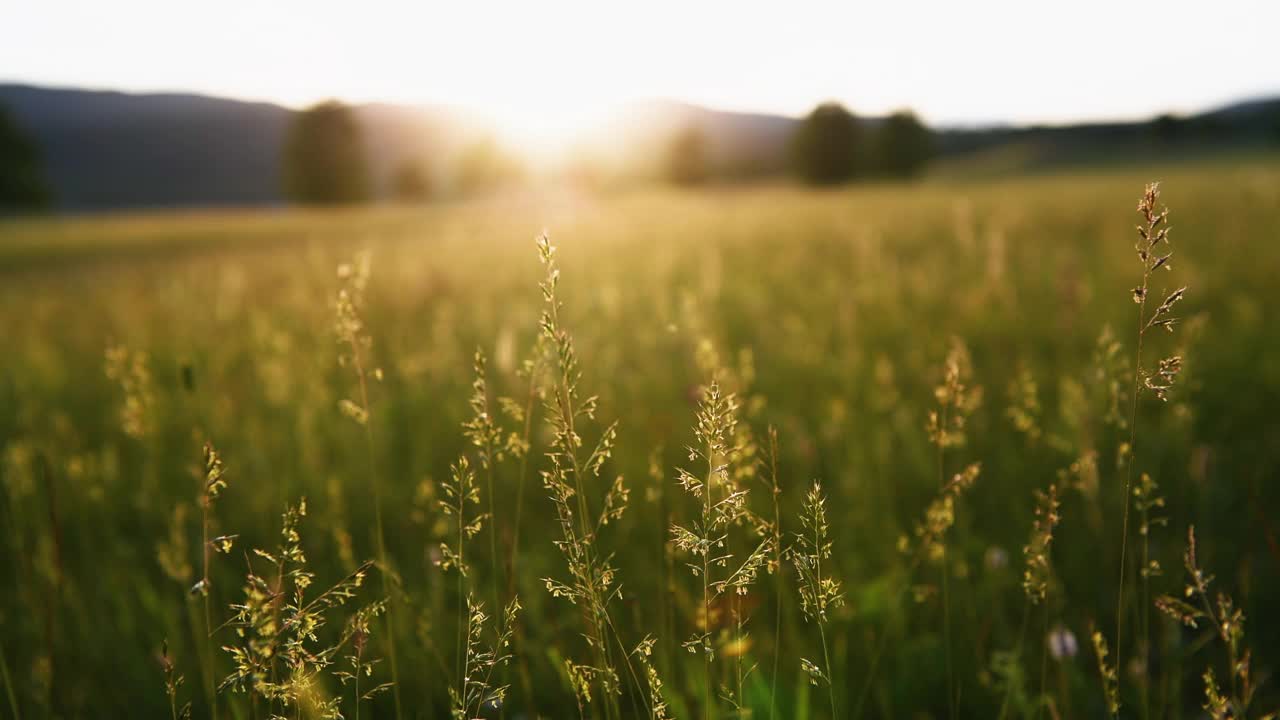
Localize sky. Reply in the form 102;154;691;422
3;0;1278;135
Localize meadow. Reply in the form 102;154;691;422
2;160;1279;719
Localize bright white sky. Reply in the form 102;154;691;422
3;0;1277;133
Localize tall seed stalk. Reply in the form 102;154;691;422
997;482;1061;720
765;427;784;720
534;233;641;720
1113;183;1186;718
925;341;981;720
462;350;507;620
671;377;772;720
1156;526;1275;719
334;251;402;719
194;442;235;720
792;480;843;720
437;454;519;719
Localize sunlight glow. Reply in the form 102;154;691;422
2;0;1277;127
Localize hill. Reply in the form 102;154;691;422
2;83;1278;210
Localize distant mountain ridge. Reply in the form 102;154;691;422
2;83;1278;211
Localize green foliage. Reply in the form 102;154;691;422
0;102;50;212
790;102;863;185
873;109;934;178
283;100;371;205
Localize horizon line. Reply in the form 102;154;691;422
3;77;1278;132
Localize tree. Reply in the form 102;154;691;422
1149;113;1185;144
283;101;370;205
0;102;50;212
874;110;934;178
663;124;709;185
791;102;863;185
392;159;433;203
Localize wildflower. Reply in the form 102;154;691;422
1047;627;1078;660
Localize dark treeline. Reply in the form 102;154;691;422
0;103;50;213
284;99;937;204
784;103;932;185
4;84;1280;211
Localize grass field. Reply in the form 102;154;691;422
2;160;1280;719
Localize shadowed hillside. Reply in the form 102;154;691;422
3;83;1278;210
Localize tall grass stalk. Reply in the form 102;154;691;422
535;233;635;720
792;480;843;720
925;342;980;720
671;377;771;720
335;252;402;719
1115;183;1185;718
508;346;542;590
766;427;783;720
462;350;507;623
998;482;1059;720
196;443;232;720
437;451;518;720
1156;526;1272;719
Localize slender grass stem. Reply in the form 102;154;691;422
703;453;714;720
200;491;216;720
937;404;957;720
509;363;539;590
767;428;783;720
1116;237;1150;720
0;643;18;720
1140;490;1151;720
819;623;837;720
1037;602;1049;720
353;355;403;720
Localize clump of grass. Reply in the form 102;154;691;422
160;639;192;720
1155;526;1276;720
436;451;521;719
219;498;390;719
632;635;672;720
792;479;843;719
334;601;395;720
437;456;485;661
996;480;1061;720
670;376;772;719
1022;483;1060;605
534;233;638;719
1112;182;1187;717
452;593;520;719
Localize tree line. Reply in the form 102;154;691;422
666;102;933;187
279;99;938;206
